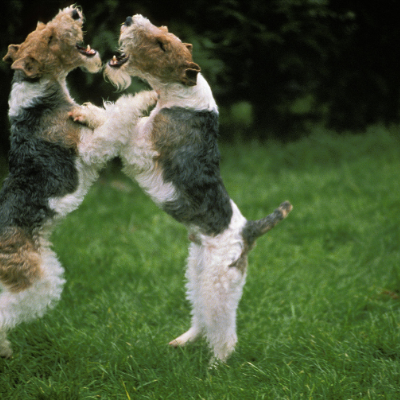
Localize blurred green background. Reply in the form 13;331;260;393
1;0;399;160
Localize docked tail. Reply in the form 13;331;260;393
241;201;292;246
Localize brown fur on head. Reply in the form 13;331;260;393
105;14;200;90
3;6;101;80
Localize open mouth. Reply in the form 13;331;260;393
76;44;97;57
108;53;129;68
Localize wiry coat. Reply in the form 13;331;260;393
72;14;292;363
0;6;153;359
152;107;232;234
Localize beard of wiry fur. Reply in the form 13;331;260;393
104;64;132;91
0;228;42;293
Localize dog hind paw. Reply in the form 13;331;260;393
0;342;13;359
169;327;201;347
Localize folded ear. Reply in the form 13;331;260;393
181;62;201;86
184;43;193;54
11;56;42;78
3;45;20;64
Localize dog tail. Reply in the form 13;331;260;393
241;201;292;246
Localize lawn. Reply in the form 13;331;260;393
0;125;400;399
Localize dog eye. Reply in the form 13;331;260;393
48;35;53;44
157;40;166;52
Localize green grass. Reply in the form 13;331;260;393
1;125;400;399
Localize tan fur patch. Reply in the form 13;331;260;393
0;228;42;292
228;243;250;274
40;107;81;151
151;111;182;148
151;109;202;153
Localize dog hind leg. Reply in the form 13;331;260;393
202;268;246;363
0;247;65;357
169;242;204;348
170;241;246;362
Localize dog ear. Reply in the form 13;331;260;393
159;25;169;33
3;45;20;64
184;43;193;54
11;56;42;78
181;62;201;86
37;22;46;30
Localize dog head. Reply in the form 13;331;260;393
105;14;200;90
3;6;101;80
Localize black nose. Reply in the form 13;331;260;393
71;9;80;20
125;16;133;26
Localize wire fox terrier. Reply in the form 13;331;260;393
0;6;155;358
71;15;292;363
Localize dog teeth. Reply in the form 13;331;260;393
84;44;96;55
109;54;128;67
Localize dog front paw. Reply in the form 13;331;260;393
69;103;106;129
147;90;159;104
135;90;159;112
69;107;90;126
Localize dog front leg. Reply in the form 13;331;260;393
69;103;107;129
73;102;126;164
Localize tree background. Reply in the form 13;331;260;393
1;0;399;158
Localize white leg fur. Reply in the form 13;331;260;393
186;243;246;362
0;246;65;357
72;91;158;166
169;326;202;348
171;202;248;362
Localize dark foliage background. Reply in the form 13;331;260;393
1;0;399;157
